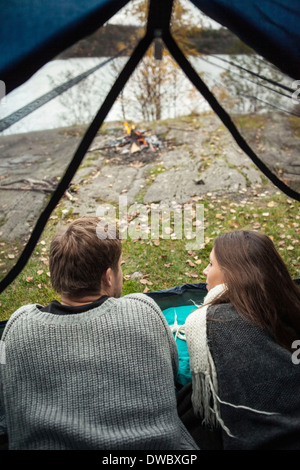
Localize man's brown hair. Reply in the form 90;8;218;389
49;217;122;298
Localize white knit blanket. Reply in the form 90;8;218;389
185;283;230;432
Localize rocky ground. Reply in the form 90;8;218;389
0;111;299;242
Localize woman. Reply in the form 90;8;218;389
178;230;300;450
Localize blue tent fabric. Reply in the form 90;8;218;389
0;0;300;95
191;0;300;80
0;0;129;94
146;282;207;311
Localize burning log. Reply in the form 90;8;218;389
121;122;162;154
87;122;164;163
87;123;163;166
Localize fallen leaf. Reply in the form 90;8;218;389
130;161;144;168
186;259;195;267
140;279;153;285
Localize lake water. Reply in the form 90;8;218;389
0;54;295;136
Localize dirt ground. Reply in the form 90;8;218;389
0;111;299;243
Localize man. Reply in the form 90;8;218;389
0;217;198;450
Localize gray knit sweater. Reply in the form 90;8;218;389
0;293;198;450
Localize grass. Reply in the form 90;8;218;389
233;114;267;131
0;188;299;321
288;115;300;139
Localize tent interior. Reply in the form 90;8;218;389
0;0;299;329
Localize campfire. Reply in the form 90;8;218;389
87;122;163;167
124;122;148;151
109;122;162;155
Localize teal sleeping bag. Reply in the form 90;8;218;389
163;304;197;387
147;282;207;388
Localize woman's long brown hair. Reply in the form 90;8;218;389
210;230;300;351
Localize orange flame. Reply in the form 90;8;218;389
123;122;148;147
124;122;133;134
